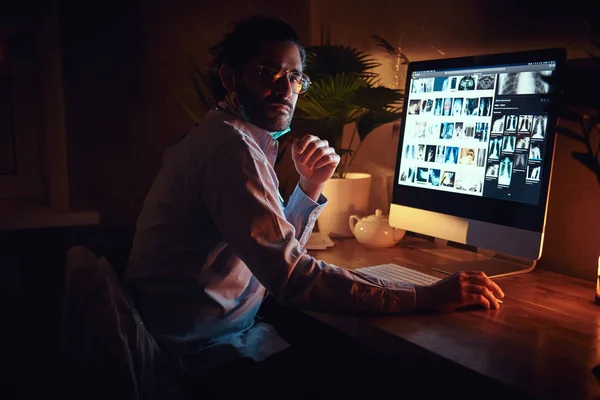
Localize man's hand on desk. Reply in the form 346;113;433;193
415;271;505;312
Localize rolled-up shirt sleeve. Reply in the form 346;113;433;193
198;133;416;314
282;184;326;247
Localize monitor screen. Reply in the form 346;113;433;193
390;48;566;263
399;57;556;205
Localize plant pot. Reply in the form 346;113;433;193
317;172;372;238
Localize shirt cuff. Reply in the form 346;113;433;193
285;183;327;245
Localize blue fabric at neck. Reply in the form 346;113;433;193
270;127;290;140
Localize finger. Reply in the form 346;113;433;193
465;284;500;309
464;271;505;299
297;134;319;154
314;153;341;169
297;140;329;165
306;146;335;169
462;292;492;310
292;138;300;152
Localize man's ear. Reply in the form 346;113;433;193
219;65;236;93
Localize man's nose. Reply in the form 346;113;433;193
273;73;293;98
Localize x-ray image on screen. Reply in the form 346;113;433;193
491;115;505;133
464;124;475;139
532;115;547;139
411;77;434;93
505;115;518;131
417;144;425;160
529;144;542;161
450;77;458;91
498;71;552;95
527;165;541;181
516;134;530;150
452;98;463;116
425;145;437;162
408;100;421;115
435;146;446;163
416;167;430;183
475;122;489;142
486;163;499;177
476;74;496;91
442;98;453;116
463;98;479;116
429;169;441;186
498;156;514;186
441;171;455;187
399;165;416;183
403;144;416;160
478;97;492;116
454;122;463;139
458;75;476;91
422;99;433;113
440;123;454;139
428;122;440;138
502;136;516;153
455;173;482;193
488;138;501;160
444;146;459;164
477;149;487;167
514;153;527;169
415;121;427;138
518;115;533;132
433;98;443;115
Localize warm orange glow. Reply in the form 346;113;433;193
596;256;600;301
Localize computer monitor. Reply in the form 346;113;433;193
390;47;566;278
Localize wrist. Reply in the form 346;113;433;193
414;285;431;311
299;177;324;200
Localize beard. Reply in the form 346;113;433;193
235;83;295;132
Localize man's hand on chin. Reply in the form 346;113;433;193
291;134;340;202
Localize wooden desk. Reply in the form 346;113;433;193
305;236;600;399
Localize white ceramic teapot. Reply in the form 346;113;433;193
348;209;405;248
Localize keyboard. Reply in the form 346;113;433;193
356;263;440;286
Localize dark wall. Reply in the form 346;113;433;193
59;0;312;224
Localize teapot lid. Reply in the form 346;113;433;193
363;209;389;222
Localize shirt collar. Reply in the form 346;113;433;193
215;100;280;159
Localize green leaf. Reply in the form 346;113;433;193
296;74;366;125
353;86;404;110
556;126;587;143
304;45;380;81
356;109;403;141
372;34;397;54
371;34;410;64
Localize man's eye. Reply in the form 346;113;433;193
262;65;280;76
289;73;302;83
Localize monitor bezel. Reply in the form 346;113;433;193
392;47;567;233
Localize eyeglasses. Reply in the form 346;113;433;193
257;62;311;94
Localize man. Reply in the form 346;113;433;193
124;15;504;396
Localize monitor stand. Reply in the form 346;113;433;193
429;238;537;279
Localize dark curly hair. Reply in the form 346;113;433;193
208;15;306;102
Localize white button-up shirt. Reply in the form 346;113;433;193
124;109;416;372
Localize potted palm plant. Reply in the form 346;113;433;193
295;39;406;237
